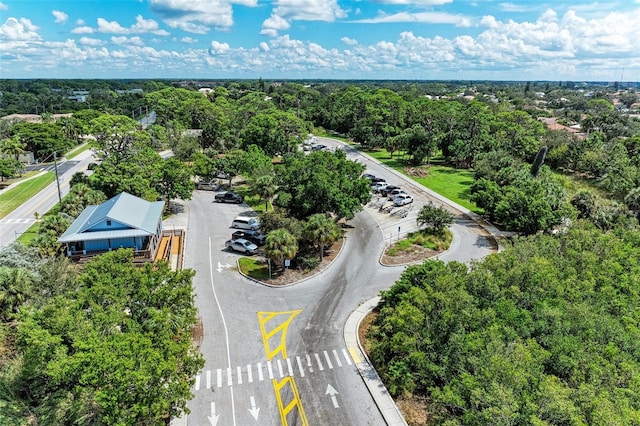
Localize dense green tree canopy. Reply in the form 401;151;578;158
276;149;370;220
11;250;203;425
369;223;640;424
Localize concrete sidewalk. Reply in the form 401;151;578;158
344;297;408;426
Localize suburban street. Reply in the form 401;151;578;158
0;150;95;247
180;139;496;425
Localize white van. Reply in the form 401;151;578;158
231;216;260;230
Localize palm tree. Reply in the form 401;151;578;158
264;228;298;271
304;213;341;261
253;174;277;211
0;135;25;161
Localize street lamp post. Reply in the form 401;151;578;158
53;152;62;207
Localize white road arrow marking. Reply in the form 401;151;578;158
326;384;340;408
248;396;260;420
217;262;232;272
208;402;220;426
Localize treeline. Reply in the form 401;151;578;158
368;222;640;424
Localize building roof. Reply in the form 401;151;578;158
58;192;164;243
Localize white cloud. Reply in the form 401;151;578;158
52;10;68;24
374;0;452;4
131;15;170;36
261;0;347;36
79;37;104;46
341;36;358;46
353;11;471;26
0;2;7;11
0;17;40;41
181;36;198;43
260;14;290;37
111;36;145;46
149;0;258;33
76;19;85;25
71;26;94;34
209;40;230;54
97;18;129;34
73;15;169;36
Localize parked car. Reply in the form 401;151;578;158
232;230;266;246
196;181;219;191
370;177;386;184
387;188;407;200
231;216;260;230
371;182;388;193
215;191;244;203
393;194;414;206
363;173;376;180
225;238;258;255
312;144;327;151
379;185;400;196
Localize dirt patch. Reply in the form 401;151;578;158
404;165;430;178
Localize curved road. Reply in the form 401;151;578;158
180;139;495;425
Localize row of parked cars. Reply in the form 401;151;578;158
213;191;266;255
364;173;414;206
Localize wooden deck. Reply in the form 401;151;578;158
155;229;184;270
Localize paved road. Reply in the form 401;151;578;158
0;150;95;247
178;139;496;425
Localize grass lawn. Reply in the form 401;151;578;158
553;170;610;201
238;257;270;280
0;172;55;219
65;143;91;159
365;149;482;213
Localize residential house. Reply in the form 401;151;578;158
58;192;164;261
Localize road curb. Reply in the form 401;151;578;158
344;297;408;426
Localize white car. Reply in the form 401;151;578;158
371;182;388;193
225;238;258;255
393;194;414;206
387;188;407;200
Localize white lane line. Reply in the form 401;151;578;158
333;349;343;367
267;361;274;379
257;363;264;381
342;348;353;365
247;364;253;383
277;359;284;377
206;370;211;389
307;354;314;373
217;369;222;388
315;353;324;371
208;238;236;425
227;367;233;386
237;366;242;384
324;351;333;369
195;374;201;391
296;356;305;377
286;358;294;376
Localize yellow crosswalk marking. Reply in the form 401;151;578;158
348;346;361;364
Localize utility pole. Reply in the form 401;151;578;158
53;152;62;207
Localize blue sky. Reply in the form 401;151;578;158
1;0;639;81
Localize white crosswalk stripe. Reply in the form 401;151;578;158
193;347;356;391
0;218;36;225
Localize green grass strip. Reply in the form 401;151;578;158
0;172;55;219
238;257;270;280
65;143;91;159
